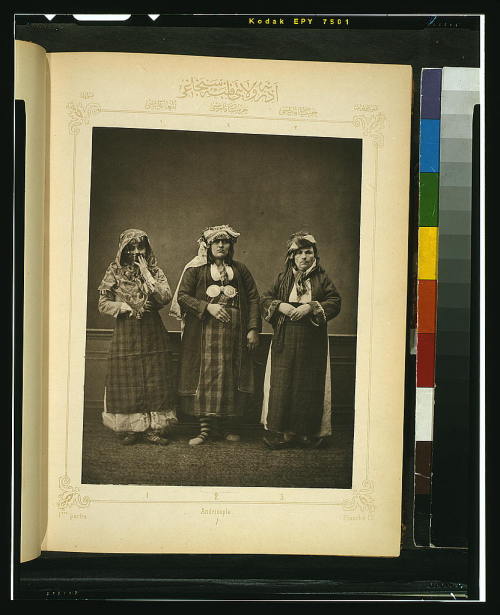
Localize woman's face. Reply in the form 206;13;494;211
210;238;231;260
294;246;315;271
124;238;147;264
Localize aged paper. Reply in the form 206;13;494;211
15;41;49;563
42;51;411;556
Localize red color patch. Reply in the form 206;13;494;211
417;333;436;387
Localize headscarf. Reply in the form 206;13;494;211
286;232;317;254
99;228;158;318
201;225;240;247
169;225;240;320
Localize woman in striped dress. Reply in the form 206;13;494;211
171;225;260;446
98;229;177;446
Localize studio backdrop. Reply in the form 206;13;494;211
84;127;362;426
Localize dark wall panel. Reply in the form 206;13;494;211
87;127;362;334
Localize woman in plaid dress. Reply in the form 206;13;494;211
98;229;177;446
170;225;260;446
260;231;341;449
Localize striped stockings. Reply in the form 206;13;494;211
189;417;214;446
188;416;240;446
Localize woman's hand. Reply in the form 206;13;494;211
119;302;134;317
206;303;231;323
143;300;155;312
247;329;259;351
136;255;155;289
289;303;312;321
278;302;295;317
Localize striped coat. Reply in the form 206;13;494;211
177;261;261;396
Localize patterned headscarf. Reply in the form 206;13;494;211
99;229;158;317
169;225;240;320
286;232;317;255
201;225;240;247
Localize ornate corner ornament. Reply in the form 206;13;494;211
57;475;91;510
352;112;386;146
66;101;102;135
342;480;375;513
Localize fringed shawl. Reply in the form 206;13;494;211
98;228;159;318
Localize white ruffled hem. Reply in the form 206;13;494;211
102;389;178;432
102;410;178;433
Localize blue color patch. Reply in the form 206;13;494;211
420;119;441;172
421;69;442;120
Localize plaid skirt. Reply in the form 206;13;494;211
266;318;328;435
105;311;174;415
191;306;242;417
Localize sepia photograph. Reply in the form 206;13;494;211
81;126;362;489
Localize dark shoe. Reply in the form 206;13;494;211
144;431;170;446
120;432;139;446
263;435;293;450
300;436;325;449
211;427;240;441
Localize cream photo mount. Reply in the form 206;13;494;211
42;52;409;556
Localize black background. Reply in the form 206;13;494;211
12;10;485;602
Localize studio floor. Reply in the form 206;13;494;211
81;407;354;489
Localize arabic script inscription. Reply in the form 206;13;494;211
179;77;279;103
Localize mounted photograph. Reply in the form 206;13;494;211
81;126;362;490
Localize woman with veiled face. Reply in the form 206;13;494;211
170;225;261;446
98;229;177;446
260;231;341;449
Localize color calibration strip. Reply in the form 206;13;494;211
429;67;479;546
414;67;480;546
415;69;441;534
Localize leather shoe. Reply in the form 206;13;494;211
300;436;325;449
144;431;170;446
263;435;292;450
120;432;139;446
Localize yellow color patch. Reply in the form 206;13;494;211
418;227;438;280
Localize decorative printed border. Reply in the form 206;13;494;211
353;112;386;146
59;95;385;518
342;480;375;513
66;101;102;135
57;475;91;510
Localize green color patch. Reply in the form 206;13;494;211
419;173;439;227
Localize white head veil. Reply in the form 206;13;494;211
169;225;240;322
